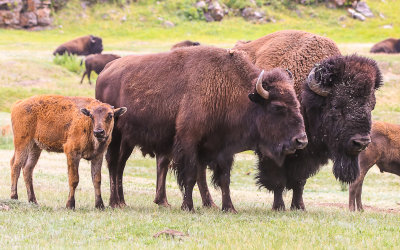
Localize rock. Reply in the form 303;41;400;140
1;10;20;26
204;12;214;22
382;24;393;29
348;8;365;21
242;7;266;22
195;1;206;10
330;0;346;7
355;1;373;18
20;11;37;27
36;7;51;26
379;13;385;19
163;20;175;28
208;1;224;22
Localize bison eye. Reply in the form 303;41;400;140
107;113;113;120
270;104;286;113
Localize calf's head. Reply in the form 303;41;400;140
88;35;103;54
249;69;307;166
81;104;127;142
303;55;382;183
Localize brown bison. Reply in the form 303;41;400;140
53;35;103;56
231;30;382;210
96;46;307;212
349;121;400;211
10;95;126;209
171;40;200;50
370;38;400;54
80;54;121;85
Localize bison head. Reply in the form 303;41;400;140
249;69;308;166
88;35;103;55
81;104;127;142
303;55;382;183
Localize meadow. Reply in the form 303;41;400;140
0;0;400;248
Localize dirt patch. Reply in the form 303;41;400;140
314;202;400;214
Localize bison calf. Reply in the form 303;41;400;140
349;121;400;211
10;95;126;209
53;35;103;56
80;54;120;85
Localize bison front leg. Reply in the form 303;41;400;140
290;179;306;210
154;154;171;207
91;155;105;209
105;130;121;208
272;187;286;211
197;167;217;208
66;154;80;209
115;142;134;208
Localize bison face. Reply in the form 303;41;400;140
249;69;307;166
303;55;383;183
89;35;103;54
81;105;127;142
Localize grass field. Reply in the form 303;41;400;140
1;0;400;248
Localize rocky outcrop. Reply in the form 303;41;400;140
0;0;52;28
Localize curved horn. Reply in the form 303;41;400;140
285;68;293;79
307;68;330;97
256;70;269;100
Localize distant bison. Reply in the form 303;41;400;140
80;54;120;85
96;46;307;212
53;35;103;56
171;40;200;50
349;121;400;211
370;38;400;54
233;30;382;210
10;95;126;209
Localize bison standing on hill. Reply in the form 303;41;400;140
53;35;103;56
96;46;308;212
10;95;126;209
349;121;400;211
232;30;383;210
80;54;121;85
370;38;400;54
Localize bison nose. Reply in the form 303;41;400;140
350;135;371;152
292;133;308;150
93;129;105;138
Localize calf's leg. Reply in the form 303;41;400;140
10;147;30;200
91;154;105;209
154;154;171;207
65;154;80;209
22;144;42;204
80;71;87;84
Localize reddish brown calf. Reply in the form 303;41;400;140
10;95;126;209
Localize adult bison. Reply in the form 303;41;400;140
96;46;307;212
233;30;383;210
80;54;121;85
370;38;400;54
53;35;103;56
171;40;200;50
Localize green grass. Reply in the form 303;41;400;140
53;54;84;74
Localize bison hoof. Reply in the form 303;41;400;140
203;201;218;209
66;199;75;210
10;194;18;200
290;203;305;211
28;198;38;204
154;198;171;208
181;203;194;212
272;204;286;211
95;201;105;210
118;201;127;208
222;207;238;214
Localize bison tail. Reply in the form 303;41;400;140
80;59;83;66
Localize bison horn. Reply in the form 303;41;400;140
256;70;269;100
307;68;330;97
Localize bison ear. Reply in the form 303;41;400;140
248;93;264;104
80;108;91;117
114;107;127;117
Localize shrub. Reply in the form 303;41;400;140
53;54;83;75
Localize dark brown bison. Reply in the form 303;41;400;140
370;38;400;54
80;54;121;85
171;40;200;50
232;30;383;210
349;121;400;211
96;46;307;212
53;35;103;56
10;95;126;209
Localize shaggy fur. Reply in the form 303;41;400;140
80;54;120;85
53;35;103;56
349;121;400;211
236;30;382;210
370;38;400;54
96;46;307;212
171;40;200;50
10;95;126;209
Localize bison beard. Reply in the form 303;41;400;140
332;150;359;183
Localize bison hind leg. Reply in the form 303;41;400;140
10;144;32;200
22;144;42;204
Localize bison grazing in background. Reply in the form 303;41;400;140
232;30;383;210
10;95;126;209
80;54;121;85
171;40;200;50
96;46;308;212
53;35;103;56
349;121;400;211
370;38;400;54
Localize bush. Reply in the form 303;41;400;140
53;54;83;75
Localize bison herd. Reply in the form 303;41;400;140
8;30;400;213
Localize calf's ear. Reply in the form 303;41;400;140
114;107;127;117
80;108;91;117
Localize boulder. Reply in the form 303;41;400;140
1;10;20;25
355;1;373;18
20;11;37;27
348;8;365;21
36;7;51;26
242;7;266;22
208;1;224;22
